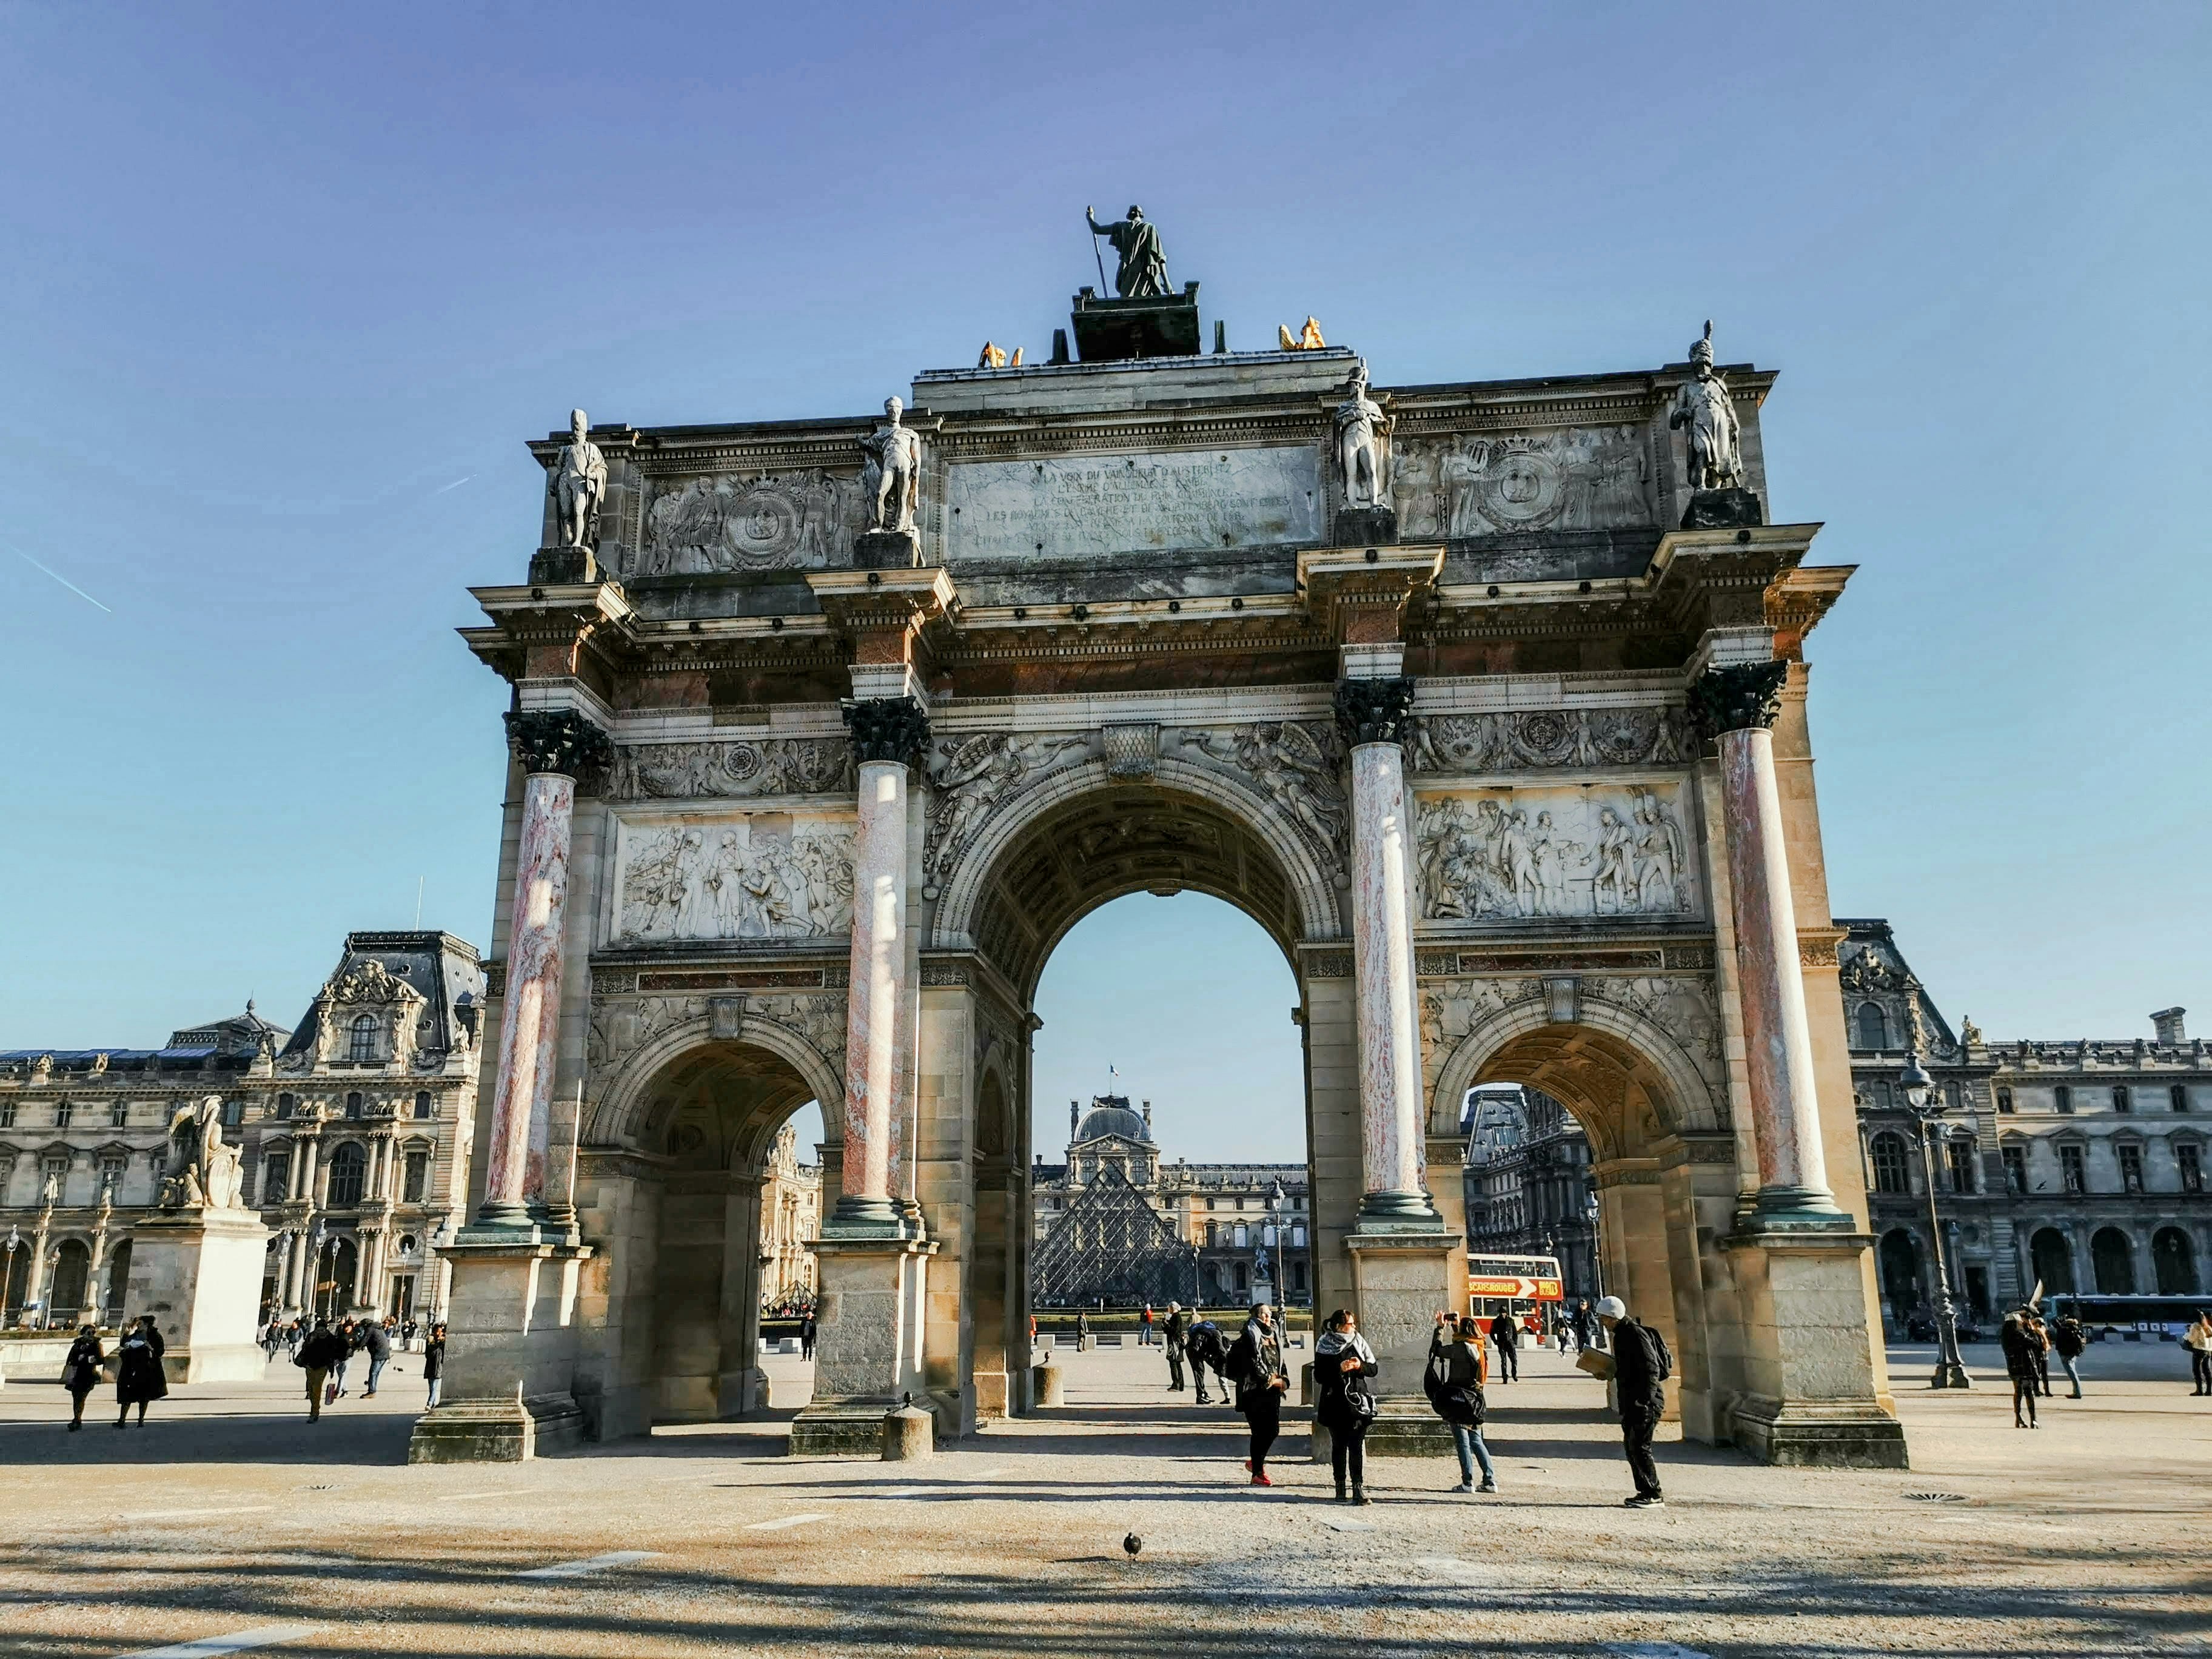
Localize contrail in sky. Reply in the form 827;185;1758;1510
434;475;475;494
11;548;112;613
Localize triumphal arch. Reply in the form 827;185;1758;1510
411;256;1907;1470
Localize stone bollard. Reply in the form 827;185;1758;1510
1031;1359;1065;1407
882;1393;935;1462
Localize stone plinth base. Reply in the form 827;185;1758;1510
1071;284;1202;361
853;529;922;569
788;1399;902;1458
1728;1395;1909;1469
1333;505;1399;547
528;545;600;584
124;1207;270;1384
407;1392;588;1464
1681;488;1765;529
794;1233;940;1452
1721;1228;1906;1468
404;1234;592;1464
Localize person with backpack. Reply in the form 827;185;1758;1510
295;1318;348;1422
1314;1309;1379;1504
1425;1312;1496;1495
1225;1302;1289;1486
2050;1312;2087;1399
1489;1305;1520;1382
1595;1295;1669;1507
1185;1318;1230;1406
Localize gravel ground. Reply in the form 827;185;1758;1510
0;1339;2205;1658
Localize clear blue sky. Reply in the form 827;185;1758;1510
5;7;2207;1161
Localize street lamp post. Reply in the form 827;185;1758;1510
2;1225;19;1329
1900;1050;1972;1390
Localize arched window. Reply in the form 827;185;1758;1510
348;1015;378;1063
2030;1227;2074;1294
2153;1227;2199;1296
327;1142;367;1208
1868;1132;1910;1195
2090;1227;2136;1295
1855;1002;1888;1051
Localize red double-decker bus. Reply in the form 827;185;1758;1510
1466;1252;1564;1339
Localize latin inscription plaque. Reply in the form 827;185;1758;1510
945;446;1321;561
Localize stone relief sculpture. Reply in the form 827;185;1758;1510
1668;323;1743;491
1584;975;1726;1085
606;738;856;801
925;732;1092;877
638;469;853;575
161;1094;246;1210
859;397;922;535
1335;362;1392;510
587;990;848;1114
550;409;608;549
617;822;856;943
1393;427;1651;537
1409;706;1687;774
1178;721;1349;876
1420;977;1544;1056
1418;788;1695;921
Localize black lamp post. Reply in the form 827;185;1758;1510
1900;1050;1972;1389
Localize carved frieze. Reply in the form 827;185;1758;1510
924;731;1093;879
1409;706;1689;774
637;469;857;576
1583;974;1725;1084
1175;720;1348;880
613;812;856;943
1415;783;1700;923
588;988;848;1083
1391;427;1655;538
1419;977;1545;1057
606;737;854;801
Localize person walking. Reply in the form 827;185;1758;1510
359;1316;392;1398
2182;1310;2211;1395
1571;1298;1595;1353
2000;1309;2041;1429
332;1317;357;1398
1490;1305;1520;1383
114;1316;167;1429
2051;1312;2088;1399
423;1322;446;1409
61;1324;105;1432
1426;1312;1496;1494
1314;1309;1379;1504
297;1318;348;1422
1595;1295;1668;1507
1228;1302;1289;1486
799;1312;817;1361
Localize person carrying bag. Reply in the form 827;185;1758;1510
1425;1312;1497;1494
1314;1309;1381;1504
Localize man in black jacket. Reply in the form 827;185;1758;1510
1164;1302;1192;1392
296;1319;349;1423
1597;1295;1667;1507
1489;1307;1520;1382
358;1318;393;1398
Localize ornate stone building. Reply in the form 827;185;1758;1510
759;1122;820;1312
0;931;484;1327
420;261;1903;1470
1843;920;2209;1327
1031;1093;1312;1307
1460;1083;1600;1302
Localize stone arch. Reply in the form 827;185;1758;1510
588;1007;845;1156
2152;1225;2199;1296
2091;1225;2137;1295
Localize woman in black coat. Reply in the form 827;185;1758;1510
61;1324;105;1431
114;1316;169;1428
1314;1309;1379;1504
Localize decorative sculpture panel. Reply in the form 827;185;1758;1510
1416;783;1700;922
606;738;855;801
1409;706;1689;773
638;468;856;575
613;813;856;943
1391;426;1654;537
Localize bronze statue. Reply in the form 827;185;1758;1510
1086;204;1169;299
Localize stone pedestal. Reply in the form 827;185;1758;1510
1070;283;1202;361
1031;1358;1065;1407
123;1208;271;1384
792;1235;939;1456
1722;1231;1908;1468
1333;505;1399;547
853;528;922;569
1342;1232;1458;1456
1681;488;1765;530
527;545;600;584
406;1237;592;1464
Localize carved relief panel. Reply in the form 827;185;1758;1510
1413;780;1702;925
609;809;856;944
634;468;860;576
1391;426;1657;538
607;737;854;801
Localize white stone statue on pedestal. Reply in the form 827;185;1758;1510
860;396;922;535
163;1095;246;1211
551;408;609;549
1667;323;1744;491
1335;361;1392;510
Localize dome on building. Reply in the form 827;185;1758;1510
1074;1093;1152;1145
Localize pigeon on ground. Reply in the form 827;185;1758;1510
1124;1532;1142;1558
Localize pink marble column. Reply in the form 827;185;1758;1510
1337;679;1436;1228
833;697;930;1234
477;709;605;1230
1702;663;1845;1225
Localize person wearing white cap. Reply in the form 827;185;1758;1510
1595;1295;1672;1508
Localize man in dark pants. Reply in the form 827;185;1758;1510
1490;1308;1520;1382
1597;1294;1667;1508
1164;1302;1191;1392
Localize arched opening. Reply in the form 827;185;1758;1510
48;1239;91;1324
104;1240;131;1324
318;1236;358;1318
2029;1226;2074;1295
2152;1227;2199;1296
1879;1228;1922;1326
2091;1226;2136;1295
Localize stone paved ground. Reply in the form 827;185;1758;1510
0;1338;2205;1658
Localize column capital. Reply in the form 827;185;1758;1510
842;695;933;768
502;708;611;778
1690;660;1789;740
1333;676;1418;748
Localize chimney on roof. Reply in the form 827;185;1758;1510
2153;1007;2187;1044
1070;1099;1080;1136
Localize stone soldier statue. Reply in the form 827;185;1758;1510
860;396;922;535
1335;361;1392;510
1086;204;1170;299
1667;323;1743;491
550;407;609;548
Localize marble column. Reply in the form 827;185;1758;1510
1695;662;1846;1227
1334;677;1435;1227
830;695;931;1235
475;708;608;1231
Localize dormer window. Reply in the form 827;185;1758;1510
349;1015;378;1063
1855;1002;1887;1051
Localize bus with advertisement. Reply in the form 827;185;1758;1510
1466;1252;1564;1342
